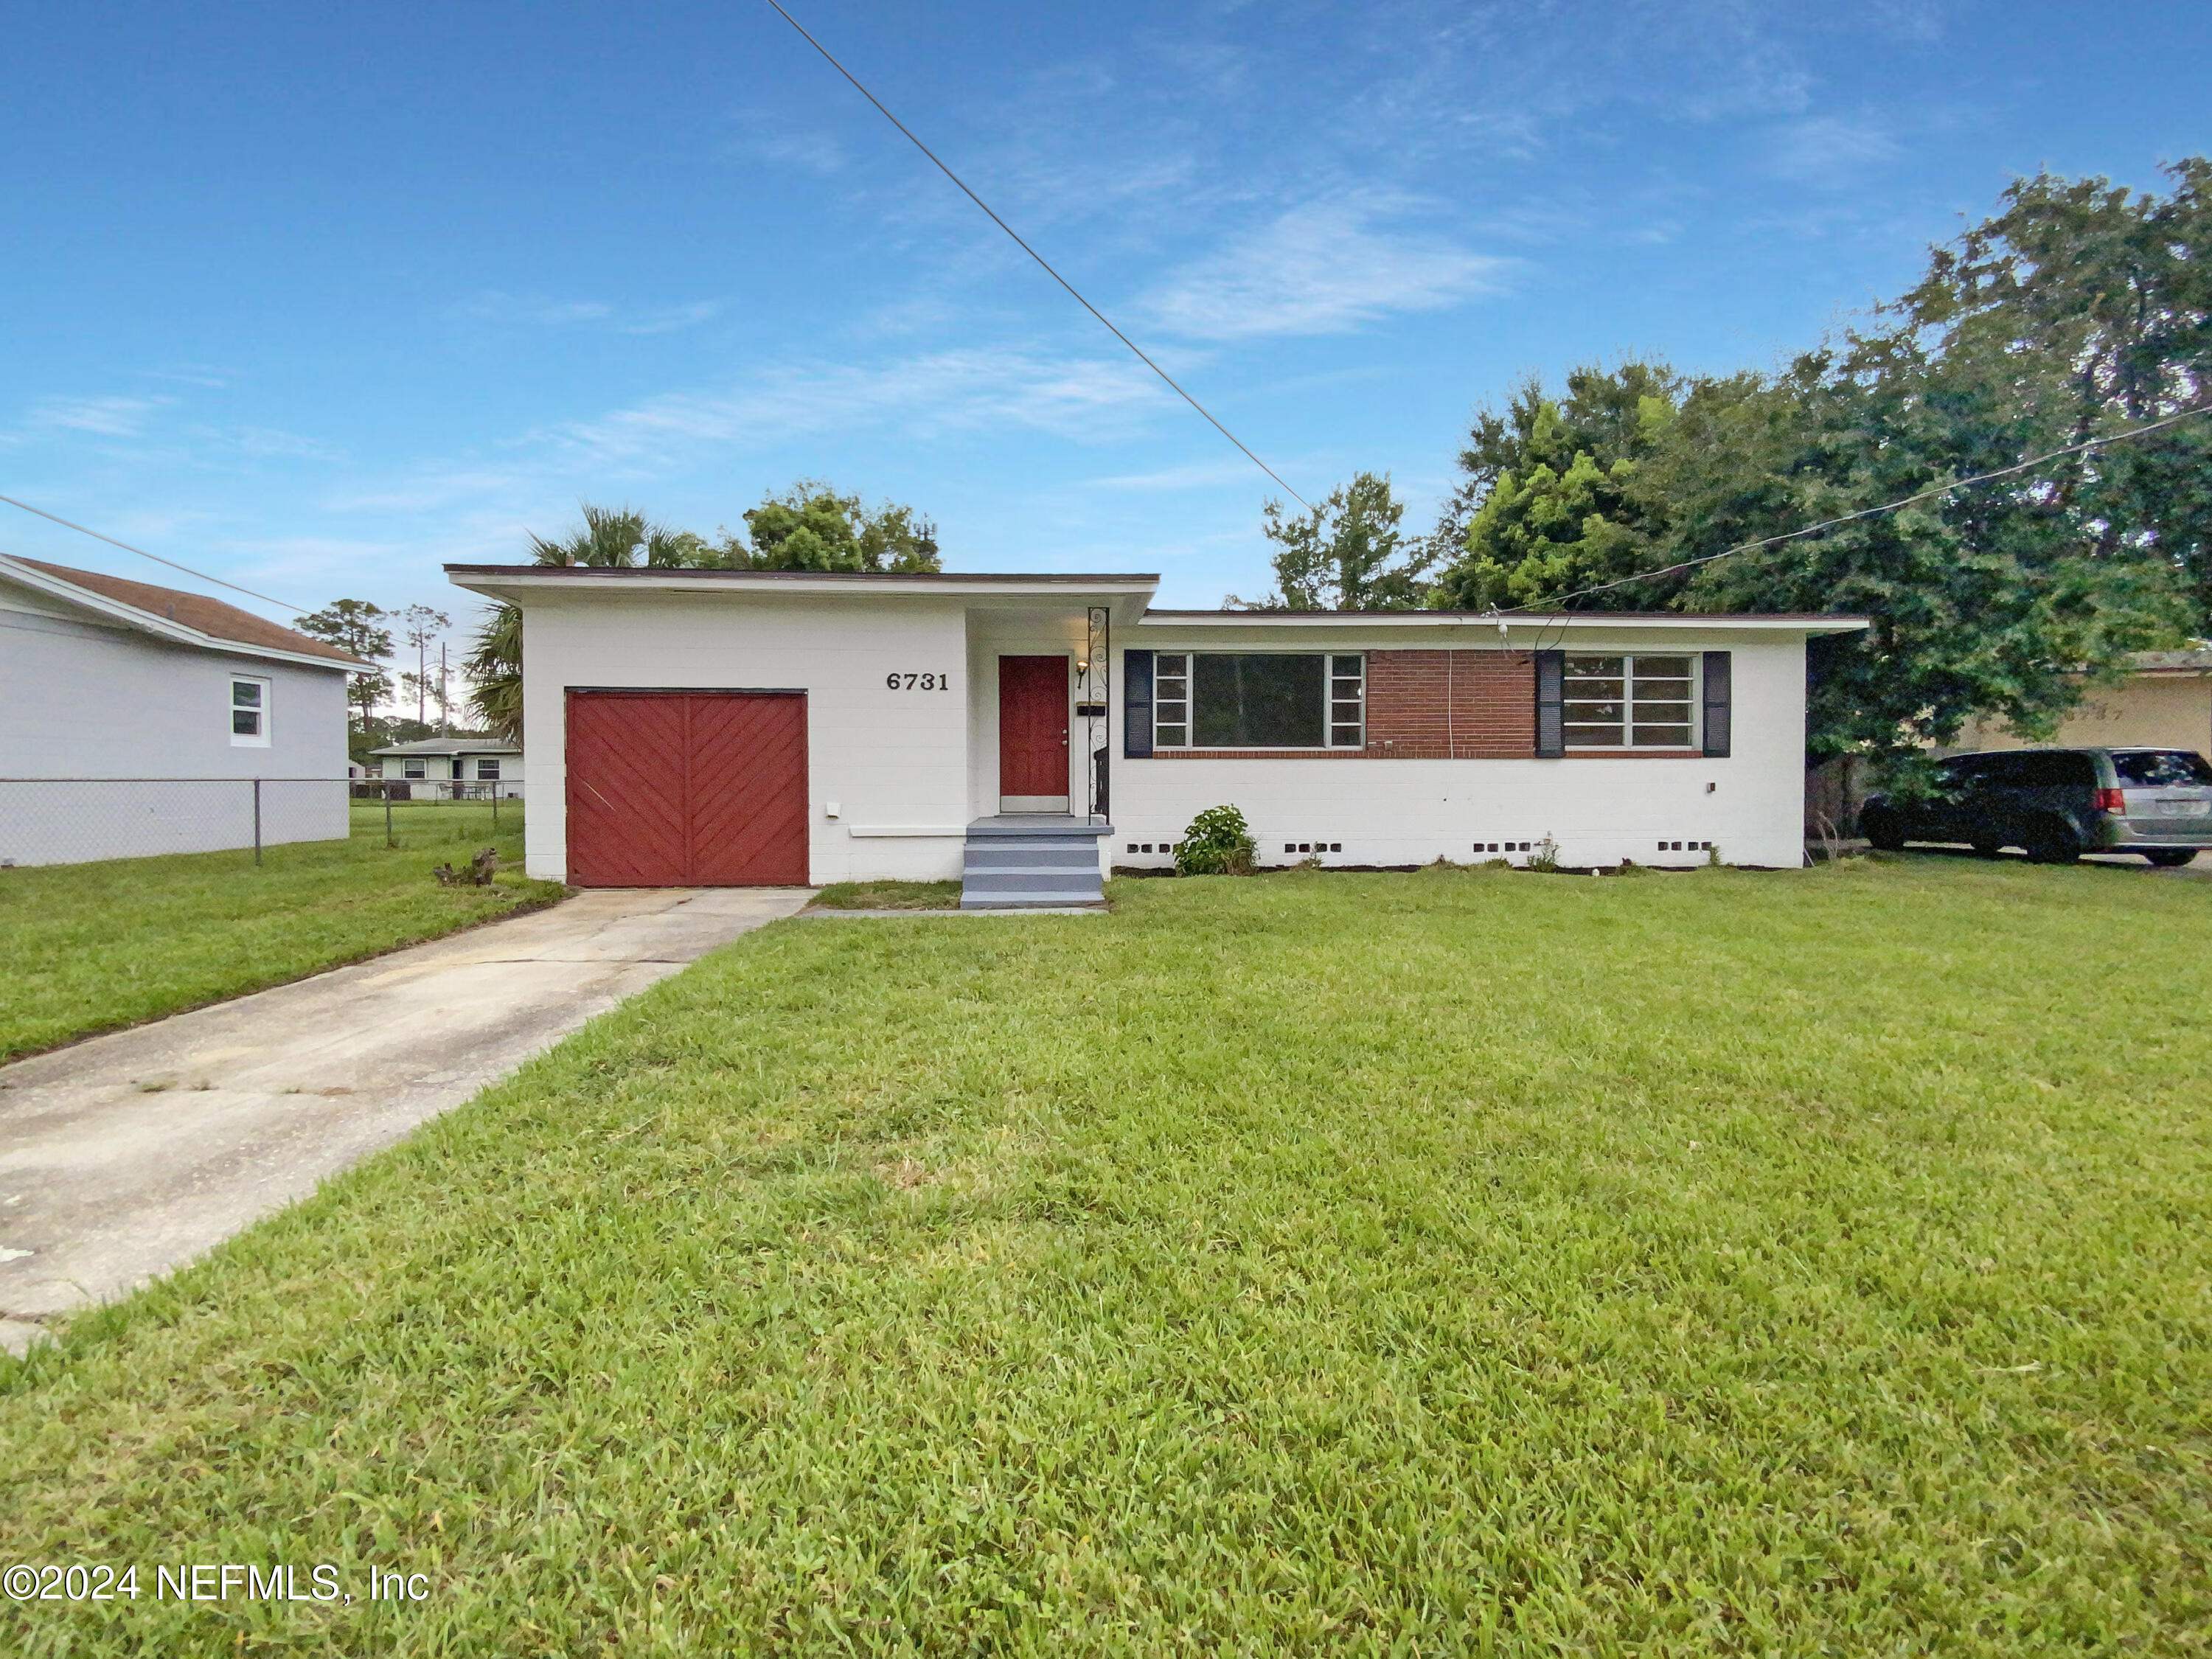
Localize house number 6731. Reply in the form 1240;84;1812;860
885;672;951;691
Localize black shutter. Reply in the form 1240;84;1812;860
1701;651;1731;757
1534;650;1564;757
1124;650;1154;758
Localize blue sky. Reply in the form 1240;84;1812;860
4;0;2208;652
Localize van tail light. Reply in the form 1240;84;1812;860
2095;787;2126;815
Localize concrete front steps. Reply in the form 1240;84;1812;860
959;815;1113;910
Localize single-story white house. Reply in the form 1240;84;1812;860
1;553;362;866
369;737;524;799
442;564;1868;905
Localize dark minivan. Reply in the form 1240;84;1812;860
1859;747;2212;865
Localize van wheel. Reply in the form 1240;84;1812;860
2144;849;2197;868
1860;807;1906;852
2024;821;2082;864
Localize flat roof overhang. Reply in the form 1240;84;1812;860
1139;610;1871;636
444;565;1162;626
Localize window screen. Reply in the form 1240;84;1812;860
1194;654;1325;748
1562;655;1695;748
478;758;501;780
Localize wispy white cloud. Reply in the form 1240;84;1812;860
1085;458;1267;492
228;426;347;462
546;347;1170;465
453;291;613;326
328;345;1174;517
26;394;170;437
618;301;723;335
449;291;721;334
1141;196;1513;340
1763;114;1901;187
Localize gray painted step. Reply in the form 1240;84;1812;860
958;815;1112;911
962;869;1099;894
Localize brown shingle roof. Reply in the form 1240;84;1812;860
10;557;365;666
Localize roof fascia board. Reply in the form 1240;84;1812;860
1137;611;1869;636
0;554;364;672
443;566;1157;598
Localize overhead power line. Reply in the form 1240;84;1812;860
758;0;1312;511
0;493;308;614
1509;403;2212;621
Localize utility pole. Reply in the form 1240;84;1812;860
439;642;450;736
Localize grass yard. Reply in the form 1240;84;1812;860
4;857;2209;1655
809;877;964;910
0;801;563;1062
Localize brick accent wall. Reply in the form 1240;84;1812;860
1365;649;1534;759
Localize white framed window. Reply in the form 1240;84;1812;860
1155;653;1191;748
403;758;426;780
1563;654;1696;748
1327;654;1365;748
229;676;271;746
477;758;501;780
1152;653;1366;750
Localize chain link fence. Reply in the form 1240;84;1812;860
0;777;351;869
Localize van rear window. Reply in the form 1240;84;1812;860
2112;751;2212;786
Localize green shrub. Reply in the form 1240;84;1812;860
1174;804;1256;876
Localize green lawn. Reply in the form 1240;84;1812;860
4;858;2209;1655
808;877;964;909
0;801;563;1062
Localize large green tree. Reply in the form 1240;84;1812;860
1238;471;1430;609
1426;362;1681;611
716;481;942;573
465;490;943;740
1644;353;2185;760
1427;165;2210;760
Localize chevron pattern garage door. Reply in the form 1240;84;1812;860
566;691;808;886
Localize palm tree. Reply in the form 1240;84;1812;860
465;492;941;739
467;505;670;740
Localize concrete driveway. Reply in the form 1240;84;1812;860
0;886;810;1355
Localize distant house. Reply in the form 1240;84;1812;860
0;553;363;866
1954;650;2212;757
369;737;524;799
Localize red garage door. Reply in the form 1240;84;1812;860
566;691;808;886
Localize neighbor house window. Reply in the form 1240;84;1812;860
404;759;426;780
230;676;271;746
1152;654;1365;749
1563;655;1695;748
477;758;501;781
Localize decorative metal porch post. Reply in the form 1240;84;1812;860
1084;605;1110;821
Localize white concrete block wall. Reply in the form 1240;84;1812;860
519;591;973;884
1109;628;1810;869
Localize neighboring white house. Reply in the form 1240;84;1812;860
369;737;524;799
0;553;362;866
444;563;1867;903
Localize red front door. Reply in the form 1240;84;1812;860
998;655;1069;801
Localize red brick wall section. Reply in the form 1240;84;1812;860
1365;650;1534;759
